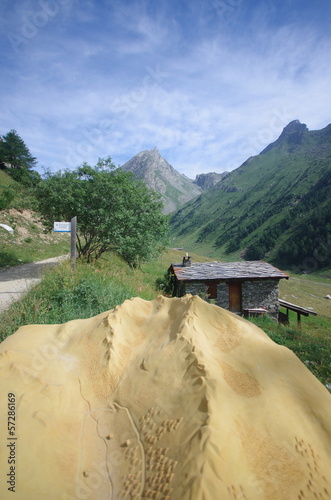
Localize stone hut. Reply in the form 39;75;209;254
169;259;289;317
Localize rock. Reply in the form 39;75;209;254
0;295;330;499
194;172;227;191
0;223;14;233
119;148;201;214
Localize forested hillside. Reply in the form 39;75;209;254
170;120;331;271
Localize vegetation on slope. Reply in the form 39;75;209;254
170;121;331;270
1;152;169;269
1;171;69;268
0;129;40;187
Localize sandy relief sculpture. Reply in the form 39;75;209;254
0;294;330;499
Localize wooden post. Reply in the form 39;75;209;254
70;216;77;271
297;311;301;325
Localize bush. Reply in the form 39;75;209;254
36;158;168;266
0;249;21;269
0;188;14;209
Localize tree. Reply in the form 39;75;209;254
0;130;39;186
36;158;169;267
0;130;37;170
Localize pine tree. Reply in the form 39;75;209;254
0;130;37;170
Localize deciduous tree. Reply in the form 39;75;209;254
36;158;169;266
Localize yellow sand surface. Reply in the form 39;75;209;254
0;295;330;500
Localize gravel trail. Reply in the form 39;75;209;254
0;256;68;314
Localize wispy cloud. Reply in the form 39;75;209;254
1;0;330;177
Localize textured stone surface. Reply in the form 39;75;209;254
0;295;330;499
171;260;289;281
182;279;280;315
242;279;280;315
194;172;227;191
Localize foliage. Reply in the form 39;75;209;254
35;158;169;266
0;169;38;210
274;197;331;270
0;129;37;169
0;249;21;269
0;187;15;209
155;271;175;295
9;167;41;187
0;130;40;186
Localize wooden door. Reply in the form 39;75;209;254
207;281;218;299
229;283;242;313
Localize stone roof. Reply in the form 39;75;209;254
171;260;289;281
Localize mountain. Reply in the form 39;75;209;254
170;120;331;270
119;147;202;214
194;171;227;191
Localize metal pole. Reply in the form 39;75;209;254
70;216;77;271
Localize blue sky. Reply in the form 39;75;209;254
1;0;331;178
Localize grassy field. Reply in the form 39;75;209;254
0;247;330;387
250;313;331;386
279;271;331;317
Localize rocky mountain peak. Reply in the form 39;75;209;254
279;119;308;137
146;146;161;161
194;172;228;191
119;148;201;214
261;119;309;154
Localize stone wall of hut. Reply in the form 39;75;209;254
181;279;280;316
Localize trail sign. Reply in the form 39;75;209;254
53;218;77;270
54;222;71;232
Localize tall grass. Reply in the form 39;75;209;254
0;248;205;340
0;252;163;341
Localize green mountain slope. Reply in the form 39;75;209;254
170;120;331;270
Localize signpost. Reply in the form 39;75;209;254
53;217;77;270
70;216;77;271
53;221;71;232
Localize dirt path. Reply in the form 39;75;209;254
0;256;68;314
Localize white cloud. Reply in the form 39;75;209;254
0;0;330;177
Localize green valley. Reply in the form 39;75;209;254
170;120;331;271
